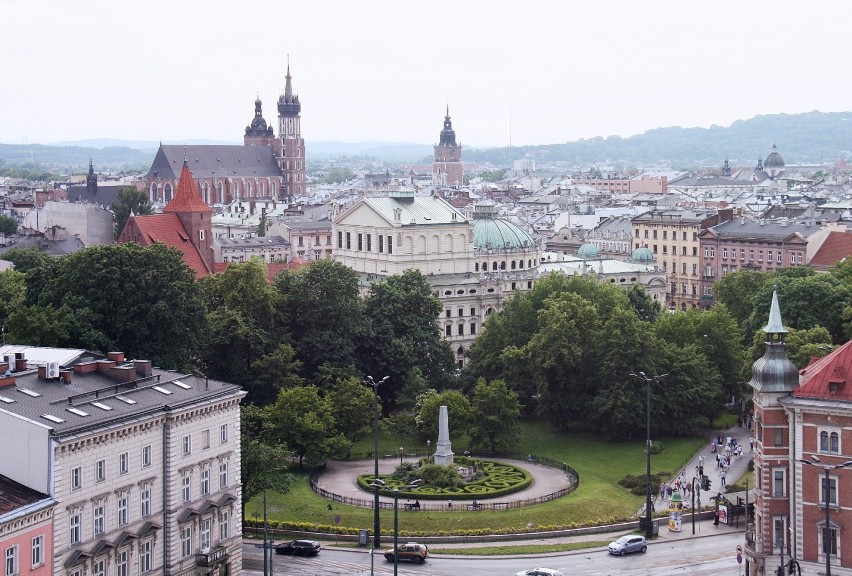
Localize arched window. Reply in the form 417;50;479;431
820;431;840;453
164;183;173;202
217;182;223;204
203;183;210;204
492;262;497;271
150;183;158;203
500;261;506;270
482;262;487;271
519;260;524;269
511;261;516;269
457;346;465;356
475;263;479;272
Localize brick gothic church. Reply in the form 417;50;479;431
145;64;306;205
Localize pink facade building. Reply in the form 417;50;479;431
0;476;54;576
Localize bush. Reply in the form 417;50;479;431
419;464;462;488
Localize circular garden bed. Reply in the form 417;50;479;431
356;456;532;500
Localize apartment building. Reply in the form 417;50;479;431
632;208;732;310
0;476;54;576
0;346;245;576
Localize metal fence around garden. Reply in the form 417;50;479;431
309;451;579;512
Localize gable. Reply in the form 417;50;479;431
336;201;393;228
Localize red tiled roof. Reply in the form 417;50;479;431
163;161;211;214
809;231;852;268
125;213;211;277
796;339;852;401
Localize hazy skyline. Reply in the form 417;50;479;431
2;1;850;149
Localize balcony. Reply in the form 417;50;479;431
197;546;229;567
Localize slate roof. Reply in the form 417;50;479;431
796;339;852;402
809;231;852;268
358;196;466;226
147;145;281;180
68;184;126;207
0;347;243;437
706;219;822;241
0;474;49;516
124;213;211;277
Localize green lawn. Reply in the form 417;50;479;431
245;419;706;536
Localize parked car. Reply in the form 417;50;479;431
515;569;564;576
608;535;647;555
384;542;429;563
274;539;321;556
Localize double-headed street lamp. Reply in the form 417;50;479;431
365;375;389;549
630;371;668;539
391;480;422;576
799;455;852;576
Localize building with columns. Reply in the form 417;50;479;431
0;345;246;576
745;291;852;576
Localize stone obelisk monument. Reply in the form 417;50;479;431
433;405;454;465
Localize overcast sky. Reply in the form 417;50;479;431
2;0;850;148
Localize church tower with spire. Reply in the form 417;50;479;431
745;288;799;576
86;158;98;197
433;107;463;188
244;95;274;147
163;160;214;274
275;61;306;202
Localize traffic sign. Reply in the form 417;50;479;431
736;545;743;553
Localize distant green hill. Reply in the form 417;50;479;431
2;111;850;172
463;111;852;168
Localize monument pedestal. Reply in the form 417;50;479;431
433;405;454;466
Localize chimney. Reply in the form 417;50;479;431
109;365;136;383
134;360;153;378
0;375;15;388
38;365;47;379
74;361;98;374
60;370;73;384
107;352;125;363
96;360;116;374
14;352;26;372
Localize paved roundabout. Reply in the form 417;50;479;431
313;456;577;509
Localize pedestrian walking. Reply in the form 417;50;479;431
714;511;720;527
720;470;727;487
750;437;755;452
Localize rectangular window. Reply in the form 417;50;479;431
141;485;151;517
682;263;687;274
345;232;351;250
5;546;17;576
458;324;464;336
182;475;191;503
202;429;210;450
366;234;371;251
777;251;782;263
821;476;838;505
72;466;82;490
653;230;657;239
823;527;838;556
220;423;228;444
219;510;230;540
219;461;228;489
749;249;754;261
470;308;476;316
387;235;392;254
201;518;211;551
70;512;81;544
298;236;303;247
183;434;192;456
644;230;648;239
93;501;105;535
774;428;783;447
326;235;331;245
357;233;363;250
458;308;463;317
116;550;128;576
445;309;451;318
119;452;129;475
662;231;667;240
118;493;128;526
470;323;476;335
140;541;152;573
723;248;728;259
31;535;43;568
379;235;384;253
774;517;785;547
773;469;786;497
445;325;451;336
93;559;105;576
758;250;763;261
314;235;320;246
337;231;342;248
692;263;697;275
201;467;210;496
180;525;192;558
96;459;105;482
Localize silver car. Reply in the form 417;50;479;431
608;535;647;555
516;569;564;576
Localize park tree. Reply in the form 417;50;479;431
712;270;768;333
747;326;834;369
111;186;153;239
467;378;521;454
248;343;304;406
5;303;76;347
276;259;365;376
0;270;25;327
328;376;375;448
360;270;455;407
199;259;286;389
626;285;661;323
416;390;471;442
241;404;292;516
267;385;347;468
0;215;18;235
25;243;206;368
654;342;723;434
0;247;55;273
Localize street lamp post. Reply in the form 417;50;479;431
391;480;421;576
630;371;669;540
366;375;389;549
800;456;852;576
399;446;404;465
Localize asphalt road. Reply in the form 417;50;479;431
243;532;747;576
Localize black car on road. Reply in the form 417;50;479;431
274;540;321;556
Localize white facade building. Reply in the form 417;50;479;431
0;346;245;576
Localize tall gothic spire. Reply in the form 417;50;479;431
278;57;301;115
748;287;799;393
763;286;788;337
164;161;211;214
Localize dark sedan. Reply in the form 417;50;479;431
274;539;322;556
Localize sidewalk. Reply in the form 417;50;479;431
646;423;754;517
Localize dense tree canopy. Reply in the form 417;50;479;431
111;186;153;239
467;378;521;454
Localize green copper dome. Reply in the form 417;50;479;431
577;243;599;259
630;247;654;263
472;201;535;250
